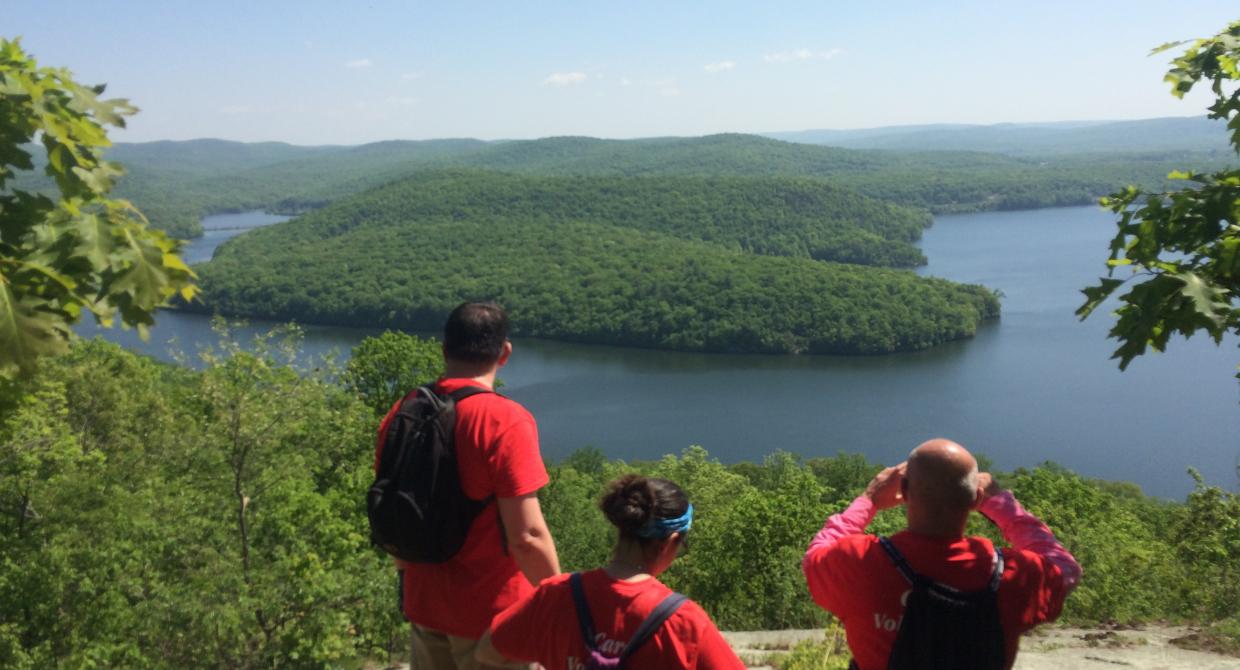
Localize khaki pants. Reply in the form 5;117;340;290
410;624;533;670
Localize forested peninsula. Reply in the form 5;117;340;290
192;171;998;354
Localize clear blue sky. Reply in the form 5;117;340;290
8;1;1238;144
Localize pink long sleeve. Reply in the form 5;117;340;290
802;495;875;571
979;490;1082;592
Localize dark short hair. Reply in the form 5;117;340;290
443;302;508;363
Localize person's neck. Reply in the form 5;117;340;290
604;544;653;583
905;508;968;539
442;362;497;389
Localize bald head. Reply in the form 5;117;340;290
905;439;979;515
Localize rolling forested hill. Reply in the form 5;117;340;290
763;116;1234;155
236;170;934;267
192;170;999;354
108;138;491;237
102;131;1232;237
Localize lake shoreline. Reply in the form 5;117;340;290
87;207;1239;499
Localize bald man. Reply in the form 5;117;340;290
802;439;1081;670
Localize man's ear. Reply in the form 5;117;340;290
496;340;513;367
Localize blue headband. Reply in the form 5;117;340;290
635;503;694;539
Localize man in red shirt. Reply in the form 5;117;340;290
376;302;560;669
802;438;1081;670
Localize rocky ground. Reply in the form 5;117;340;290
724;624;1240;670
382;623;1239;669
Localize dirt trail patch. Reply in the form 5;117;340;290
722;624;1240;670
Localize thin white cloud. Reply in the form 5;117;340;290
543;71;588;87
620;77;633;87
401;72;423;81
219;104;253;115
764;48;843;63
648;78;680;97
345;58;373;69
704;60;736;74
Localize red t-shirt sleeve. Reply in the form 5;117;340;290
686;607;747;670
804;534;872;620
489;580;557;662
1005;549;1071;631
489;413;548;498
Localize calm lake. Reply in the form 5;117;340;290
80;207;1240;498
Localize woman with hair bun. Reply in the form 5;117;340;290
477;474;744;669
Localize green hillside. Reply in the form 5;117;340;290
4;338;1236;666
106;138;489;237
240;170;933;267
107;139;342;175
101;133;1232;238
193;171;999;354
445;135;1232;213
764;116;1234;155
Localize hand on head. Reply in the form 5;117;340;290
864;440;1004;516
973;471;1002;507
863;462;907;510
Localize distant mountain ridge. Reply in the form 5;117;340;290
97;122;1236;238
762;116;1233;155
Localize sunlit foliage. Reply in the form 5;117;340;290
0;338;1236;667
0;39;196;378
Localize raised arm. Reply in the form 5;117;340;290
976;473;1082;592
804;463;905;562
803;464;906;614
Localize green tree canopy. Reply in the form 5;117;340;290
343;330;444;414
1078;21;1240;378
0;38;196;378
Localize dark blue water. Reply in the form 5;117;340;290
80;208;1240;498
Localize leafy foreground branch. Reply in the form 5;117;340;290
0;337;1237;668
0;38;196;379
1079;21;1240;378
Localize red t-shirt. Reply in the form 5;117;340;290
375;377;549;638
804;531;1069;670
490;569;746;670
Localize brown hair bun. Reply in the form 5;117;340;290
601;474;656;536
599;474;690;540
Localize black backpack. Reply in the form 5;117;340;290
874;536;1006;670
367;385;493;564
568;572;688;669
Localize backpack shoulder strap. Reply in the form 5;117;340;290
878;536;923;586
569;573;599;652
445;385;493;403
619;591;688;661
394;385;437;414
988;548;1005;593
